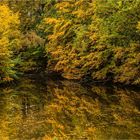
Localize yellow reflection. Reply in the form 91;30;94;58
0;79;139;140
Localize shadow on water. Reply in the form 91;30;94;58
0;77;139;140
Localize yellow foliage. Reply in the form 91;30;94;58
44;18;60;24
3;77;13;82
0;4;20;83
72;9;86;18
56;2;72;12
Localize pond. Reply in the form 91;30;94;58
0;77;140;140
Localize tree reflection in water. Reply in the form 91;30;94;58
0;78;139;140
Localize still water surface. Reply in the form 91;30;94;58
0;77;140;140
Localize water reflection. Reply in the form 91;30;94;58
0;78;139;140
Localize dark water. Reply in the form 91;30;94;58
0;77;140;140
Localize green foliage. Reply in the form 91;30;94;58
7;0;50;74
19;31;45;73
92;0;140;46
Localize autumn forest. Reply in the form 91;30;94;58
0;0;140;139
0;0;140;86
